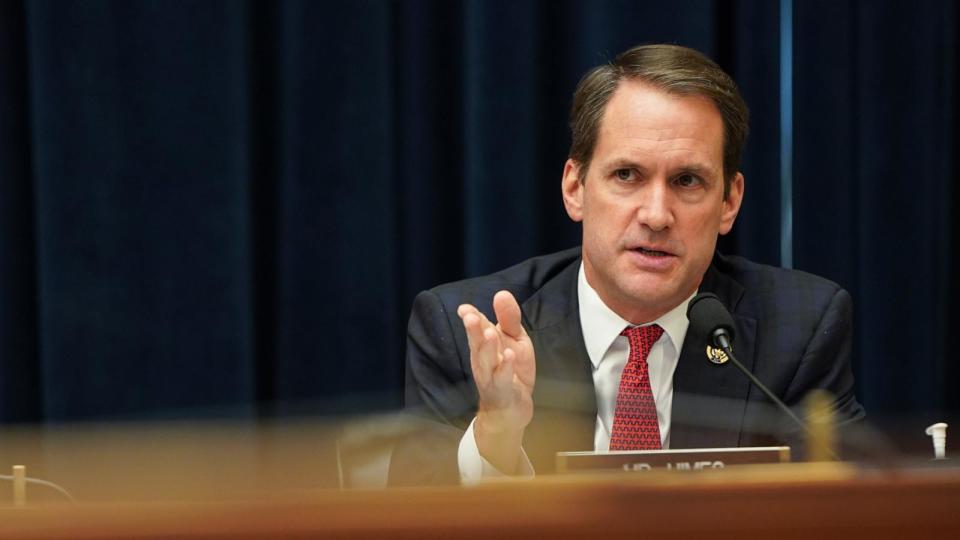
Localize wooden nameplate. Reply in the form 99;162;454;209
556;446;791;474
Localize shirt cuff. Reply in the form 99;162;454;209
457;417;535;485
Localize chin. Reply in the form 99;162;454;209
618;284;676;310
621;272;673;293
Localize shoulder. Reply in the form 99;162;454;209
423;247;581;319
714;252;851;331
717;253;844;298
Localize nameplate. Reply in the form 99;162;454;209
556;446;791;474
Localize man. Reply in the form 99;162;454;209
389;44;864;486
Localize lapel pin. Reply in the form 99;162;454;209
706;345;729;365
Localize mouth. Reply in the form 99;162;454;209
632;246;672;257
626;245;678;271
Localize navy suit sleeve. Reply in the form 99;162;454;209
388;290;476;486
783;287;865;424
403;290;477;428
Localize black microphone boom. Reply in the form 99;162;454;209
686;293;838;460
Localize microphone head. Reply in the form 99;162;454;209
687;292;736;346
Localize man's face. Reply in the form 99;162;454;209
562;79;744;324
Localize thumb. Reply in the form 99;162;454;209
493;290;524;339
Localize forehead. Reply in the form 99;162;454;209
593;79;724;169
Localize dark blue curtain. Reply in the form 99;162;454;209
793;0;957;416
0;1;956;428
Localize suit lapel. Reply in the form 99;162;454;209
671;261;758;449
521;258;597;471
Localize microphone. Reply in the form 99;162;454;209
686;292;736;352
686;293;838;460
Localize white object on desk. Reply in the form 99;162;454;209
925;423;948;460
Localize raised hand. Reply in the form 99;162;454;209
457;290;535;474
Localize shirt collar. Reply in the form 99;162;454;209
577;262;693;369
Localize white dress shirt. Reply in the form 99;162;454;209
579;264;692;451
458;262;693;483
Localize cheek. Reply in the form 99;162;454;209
677;208;722;250
582;220;607;253
581;215;621;266
584;208;626;245
685;204;723;232
586;194;634;229
685;216;721;260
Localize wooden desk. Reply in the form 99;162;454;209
0;463;957;539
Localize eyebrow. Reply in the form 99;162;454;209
602;158;716;177
674;164;714;177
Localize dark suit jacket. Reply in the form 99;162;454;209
389;247;864;486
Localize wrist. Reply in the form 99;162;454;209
474;412;526;475
475;410;525;440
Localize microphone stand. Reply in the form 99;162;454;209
713;331;840;461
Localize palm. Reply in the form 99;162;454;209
458;291;537;430
497;324;535;393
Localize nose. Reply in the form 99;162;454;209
636;181;675;232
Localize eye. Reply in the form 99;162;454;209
614;169;637;182
674;173;703;188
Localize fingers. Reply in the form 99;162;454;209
477;327;502;386
458;304;497;385
494;348;516;388
458;297;526;393
458;304;492;353
493;290;525;339
456;303;478;320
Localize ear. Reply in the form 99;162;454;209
718;172;744;235
562;159;585;222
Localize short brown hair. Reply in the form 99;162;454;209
568;44;749;196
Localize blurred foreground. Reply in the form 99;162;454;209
0;413;955;537
0;408;955;501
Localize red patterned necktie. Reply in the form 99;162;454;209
610;324;664;451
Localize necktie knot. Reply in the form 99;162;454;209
620;324;664;360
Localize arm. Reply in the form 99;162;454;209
784;287;865;424
388;290;474;487
772;287;866;460
389;289;537;485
